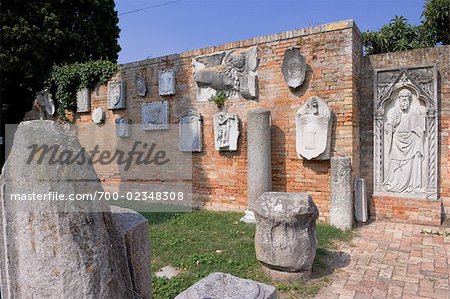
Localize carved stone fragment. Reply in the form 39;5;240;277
213;111;239;151
282;47;306;89
296;96;332;160
179;109;202;152
115;117;131;138
108;80;126;109
91;107;105;124
76;88;91;113
135;73;147;97
142;101;169;130
159;69;176;96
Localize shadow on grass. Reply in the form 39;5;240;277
312;248;350;279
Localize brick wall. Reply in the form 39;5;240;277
360;46;450;225
74;20;362;221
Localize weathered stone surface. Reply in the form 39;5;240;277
0;120;135;298
330;156;353;230
296;96;332;160
179;109;202;152
159;69;176;96
135;72;147;97
110;206;152;299
115;117;131;137
142;101;169;130
174;272;276;299
282;47;306;89
36;90;56;116
91;107;105;124
354;178;368;223
213;111;239;151
373;66;438;199
76;88;91;113
254;192;318;273
108;80;126;109
247;109;271;212
192;46;258;101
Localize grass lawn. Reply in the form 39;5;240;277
142;210;352;299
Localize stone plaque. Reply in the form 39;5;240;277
108;80;126;109
179;109;202;152
296;96;332;160
213;111;239;151
373;66;438;199
135;73;147;97
282;47;306;89
142;101;169;130
115;118;131;138
159;69;175;96
76;88;91;113
91;107;105;124
193;46;258;101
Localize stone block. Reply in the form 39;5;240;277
330;156;353;230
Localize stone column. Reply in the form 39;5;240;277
354;178;368;223
241;108;272;224
330;156;353;230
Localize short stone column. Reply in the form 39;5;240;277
241;108;272;224
330;156;353;230
254;192;319;281
354;178;368;223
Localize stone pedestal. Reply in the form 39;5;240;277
330;156;353;230
254;192;318;280
242;108;271;224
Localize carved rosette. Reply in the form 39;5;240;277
373;65;438;199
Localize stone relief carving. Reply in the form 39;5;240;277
213;111;239;151
108;80;126;109
115;118;131;138
135;73;147;97
159;69;175;96
373;66;438;199
142;101;169;130
192;46;258;101
91;107;105;124
35;90;56;116
76;88;91;113
296;96;332;160
282;47;306;89
179;109;202;152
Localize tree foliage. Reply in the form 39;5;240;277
0;0;121;123
362;0;449;55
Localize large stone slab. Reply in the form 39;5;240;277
0;121;137;298
213;111;239;151
254;192;318;275
111;206;152;299
174;272;276;299
179;109;202;152
330;156;353;230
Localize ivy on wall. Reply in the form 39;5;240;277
46;60;118;121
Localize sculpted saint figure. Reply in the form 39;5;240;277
382;89;426;193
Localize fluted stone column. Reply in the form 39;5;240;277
241;108;272;224
330;156;353;230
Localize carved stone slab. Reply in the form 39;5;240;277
213;111;239;151
282;47;306;89
142;101;169;130
373;66;438;200
108;80;126;109
115;118;131;138
193;46;258;101
159;69;175;96
135;73;147;97
91;107;105;124
179;109;202;152
76;88;91;113
296;96;332;160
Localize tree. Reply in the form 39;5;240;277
0;0;121;124
363;0;449;55
422;0;450;45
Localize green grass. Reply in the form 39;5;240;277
142;210;353;299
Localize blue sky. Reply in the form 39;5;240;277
115;0;425;64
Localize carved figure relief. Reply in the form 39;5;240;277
179;109;202;152
192;46;258;101
76;88;91;113
296;96;332;160
213;111;239;151
135;73;147;97
282;47;306;89
91;107;105;124
159;69;175;96
373;66;438;199
108;80;126;109
115;118;131;138
142;101;169;130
